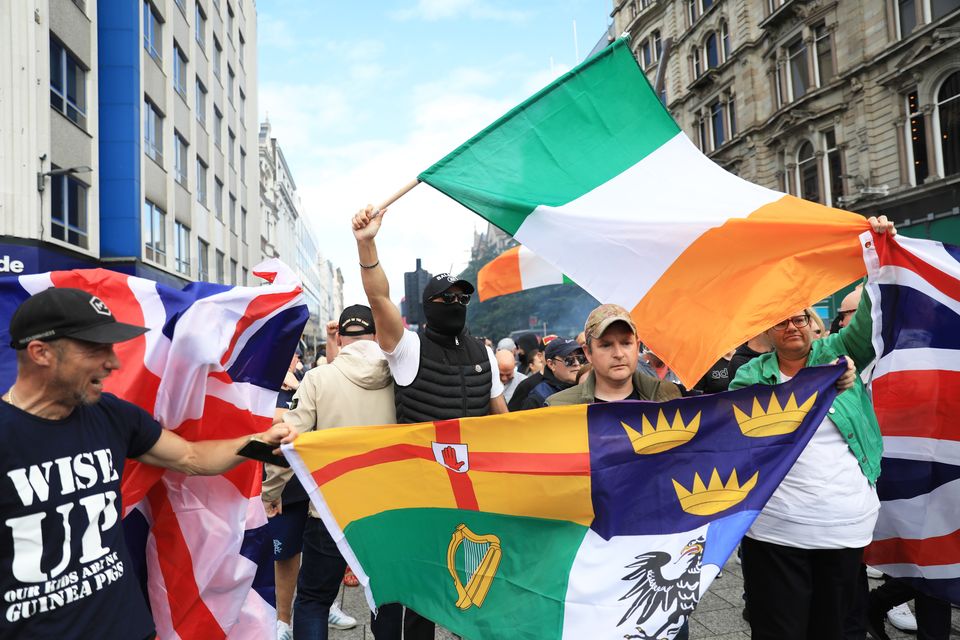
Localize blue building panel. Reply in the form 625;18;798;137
97;0;142;259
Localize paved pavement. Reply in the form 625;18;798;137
324;554;960;639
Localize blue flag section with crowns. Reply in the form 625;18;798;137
560;363;844;640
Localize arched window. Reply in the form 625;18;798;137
706;33;719;68
797;141;820;202
692;47;702;78
720;21;730;60
653;30;662;59
938;70;960;177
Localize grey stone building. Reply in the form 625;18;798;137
611;0;959;240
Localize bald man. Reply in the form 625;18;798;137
496;349;527;404
838;286;863;329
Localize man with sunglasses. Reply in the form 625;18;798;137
352;205;506;640
729;216;896;640
517;338;585;410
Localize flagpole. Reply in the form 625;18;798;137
375;179;420;214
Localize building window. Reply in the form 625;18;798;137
814;24;834;86
238;31;245;65
173;44;188;97
241;207;247;242
197;238;209;281
143;1;162;62
228;129;235;166
213;38;222;78
932;0;960;21
227;3;234;40
196;158;208;205
50;39;86;128
904;90;929;186
174;131;188;185
239;88;246;122
688;0;700;25
697;116;708;150
50;169;88;249
229;194;237;233
143;199;167;264
706;33;720;69
721;22;730;59
227;65;235;103
796;141;820;203
710;99;725;149
242;267;248;285
144;98;163;164
823;130;844;207
174;222;191;275
196;78;207;125
702;0;713;9
692;47;702;78
938;71;960;177
641;40;652;68
727;95;737;138
654;30;662;59
240;148;246;182
214;178;224;220
230;259;238;285
769;0;787;14
787;37;809;101
215;249;225;284
195;3;206;49
214;107;223;147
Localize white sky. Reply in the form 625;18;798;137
257;0;611;304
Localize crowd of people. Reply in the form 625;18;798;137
2;209;951;640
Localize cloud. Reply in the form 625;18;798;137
392;0;533;23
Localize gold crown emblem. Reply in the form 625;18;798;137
620;409;701;455
672;468;759;516
733;391;818;438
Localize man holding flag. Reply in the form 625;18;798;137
0;288;294;639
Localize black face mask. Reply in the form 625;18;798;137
423;301;467;336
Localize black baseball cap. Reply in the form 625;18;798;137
545;338;583;360
9;287;149;349
421;273;475;304
338;304;376;336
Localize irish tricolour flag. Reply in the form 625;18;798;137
477;245;572;301
284;365;845;640
419;38;872;386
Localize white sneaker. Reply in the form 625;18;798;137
887;602;917;632
865;565;884;579
276;619;293;640
328;602;357;630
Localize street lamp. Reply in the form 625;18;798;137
37;165;92;192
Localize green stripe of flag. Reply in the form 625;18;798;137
345;508;588;640
418;38;680;235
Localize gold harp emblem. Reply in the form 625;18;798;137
446;523;502;610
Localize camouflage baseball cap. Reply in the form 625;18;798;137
583;304;637;340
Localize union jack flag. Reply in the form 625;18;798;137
862;233;960;604
0;260;308;638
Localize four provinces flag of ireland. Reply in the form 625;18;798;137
285;363;845;640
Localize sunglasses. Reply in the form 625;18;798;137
433;292;471;305
554;354;587;367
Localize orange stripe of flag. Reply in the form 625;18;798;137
477;246;523;301
634;195;868;387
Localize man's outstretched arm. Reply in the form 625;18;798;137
352;205;404;352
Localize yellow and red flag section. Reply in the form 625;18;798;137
418;37;870;387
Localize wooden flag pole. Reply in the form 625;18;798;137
374;179;421;215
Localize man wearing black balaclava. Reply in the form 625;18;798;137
351;204;507;640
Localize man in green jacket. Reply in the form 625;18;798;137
546;304;680;406
730;216;895;640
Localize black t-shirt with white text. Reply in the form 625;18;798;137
0;393;162;639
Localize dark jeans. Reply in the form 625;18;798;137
292;517;347;640
871;578;952;640
371;603;435;640
742;536;865;640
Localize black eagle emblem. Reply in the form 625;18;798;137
616;535;705;640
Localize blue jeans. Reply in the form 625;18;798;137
292;517;347;640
